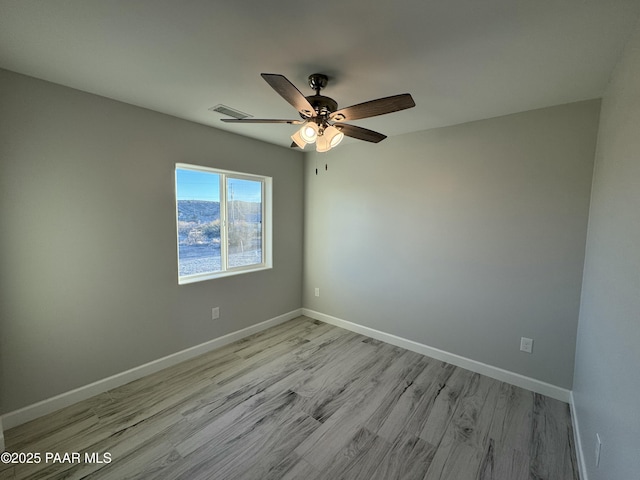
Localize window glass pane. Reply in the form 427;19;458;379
227;177;262;268
176;168;221;276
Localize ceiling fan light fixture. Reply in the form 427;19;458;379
324;125;344;148
291;130;307;149
222;73;415;151
299;122;318;143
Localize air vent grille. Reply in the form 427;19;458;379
209;104;252;120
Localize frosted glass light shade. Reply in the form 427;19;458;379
300;122;318;143
324;125;344;147
291;130;306;149
315;134;331;152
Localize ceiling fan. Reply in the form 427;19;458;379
221;73;416;152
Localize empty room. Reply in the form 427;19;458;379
1;1;639;479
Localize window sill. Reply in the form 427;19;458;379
178;264;272;285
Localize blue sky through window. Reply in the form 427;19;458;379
177;169;261;203
176;169;220;201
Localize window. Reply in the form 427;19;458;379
175;163;272;284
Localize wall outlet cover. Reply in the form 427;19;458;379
520;337;533;353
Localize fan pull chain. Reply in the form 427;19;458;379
313;159;327;175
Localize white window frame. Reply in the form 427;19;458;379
175;163;272;284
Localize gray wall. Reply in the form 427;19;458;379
0;69;304;413
303;100;600;389
572;19;640;480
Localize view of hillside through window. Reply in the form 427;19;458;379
226;177;263;267
176;167;263;279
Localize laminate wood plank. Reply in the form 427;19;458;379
481;382;534;478
10;417;117;480
291;333;381;397
300;320;335;341
423;374;502;480
369;359;454;442
177;336;335;426
362;356;432;433
172;415;318;480
488;382;534;454
291;340;411;423
172;318;321;393
175;385;305;459
230;318;318;359
114;348;241;396
237;447;319;480
83;441;180;480
11;397;190;480
275;456;320;480
419;365;474;446
71;403;194;479
477;442;530;480
369;432;437;480
294;349;426;470
24;438;177;480
315;427;392;480
93;375;218;436
213;336;311;387
97;322;314;424
529;393;580;480
213;321;357;389
2;316;580;480
162;391;321;480
5;393;110;451
0;464;15;480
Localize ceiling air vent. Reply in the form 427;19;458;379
209;104;252;120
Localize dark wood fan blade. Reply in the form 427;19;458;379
334;123;387;143
290;142;300;148
221;118;303;124
261;73;316;118
330;93;415;121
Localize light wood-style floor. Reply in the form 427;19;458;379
1;316;579;480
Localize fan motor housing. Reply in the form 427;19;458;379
303;95;338;118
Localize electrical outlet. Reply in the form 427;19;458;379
520;337;533;353
315;288;320;297
212;307;220;320
595;434;602;467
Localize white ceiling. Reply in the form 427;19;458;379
1;0;639;148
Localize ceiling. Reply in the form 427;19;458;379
1;0;639;149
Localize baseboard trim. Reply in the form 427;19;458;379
569;391;588;480
1;309;302;431
302;308;571;403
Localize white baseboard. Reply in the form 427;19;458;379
570;391;588;480
302;308;571;403
1;309;302;431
